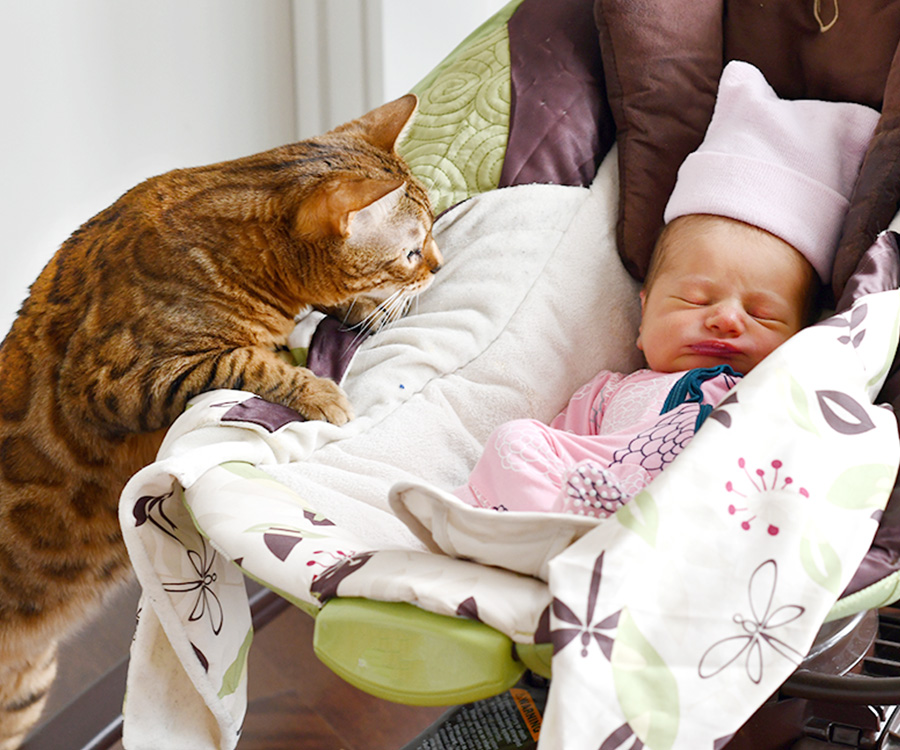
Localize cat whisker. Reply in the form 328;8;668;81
346;292;398;348
399;295;414;323
381;289;406;319
347;322;373;351
350;326;376;350
343;289;416;353
381;292;411;331
340;298;360;327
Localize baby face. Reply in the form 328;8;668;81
638;215;814;374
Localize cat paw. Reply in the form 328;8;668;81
288;376;354;425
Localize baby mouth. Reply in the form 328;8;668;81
690;340;741;357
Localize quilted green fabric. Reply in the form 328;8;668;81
398;0;525;216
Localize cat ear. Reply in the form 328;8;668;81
334;94;418;153
296;178;406;238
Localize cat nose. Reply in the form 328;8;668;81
426;237;442;274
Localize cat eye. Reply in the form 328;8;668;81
406;248;423;261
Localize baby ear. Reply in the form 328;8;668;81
296;178;405;238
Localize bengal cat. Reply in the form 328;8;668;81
0;93;441;748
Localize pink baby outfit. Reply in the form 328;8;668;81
454;366;740;518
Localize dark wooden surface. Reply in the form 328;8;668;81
32;580;445;750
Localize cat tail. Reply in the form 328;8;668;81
0;643;58;749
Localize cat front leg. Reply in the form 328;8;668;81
180;346;355;426
60;344;354;439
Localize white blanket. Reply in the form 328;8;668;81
119;149;900;750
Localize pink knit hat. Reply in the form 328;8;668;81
664;60;880;282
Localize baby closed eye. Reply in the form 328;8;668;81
747;306;789;324
674;295;710;307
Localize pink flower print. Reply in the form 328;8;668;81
725;458;810;536
308;549;362;594
307;548;354;572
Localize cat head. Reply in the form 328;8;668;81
292;94;442;329
152;94;441;327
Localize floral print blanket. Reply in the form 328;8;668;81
391;288;900;748
118;171;900;750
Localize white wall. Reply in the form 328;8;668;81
0;1;296;337
292;0;385;138
292;0;510;137
380;0;510;101
0;0;507;337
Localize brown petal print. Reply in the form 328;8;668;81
816;390;876;435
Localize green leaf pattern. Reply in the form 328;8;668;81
780;369;819;436
800;523;843;594
827;464;897;510
611;608;680;750
614;490;659;548
218;628;253;700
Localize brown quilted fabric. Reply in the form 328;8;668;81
500;0;615;191
595;0;723;280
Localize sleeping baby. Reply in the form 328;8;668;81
453;60;880;518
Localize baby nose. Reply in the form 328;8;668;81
706;301;745;334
